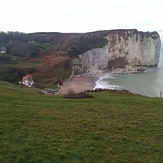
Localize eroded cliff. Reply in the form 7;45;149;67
73;29;161;75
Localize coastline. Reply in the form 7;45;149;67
59;66;152;95
60;71;115;94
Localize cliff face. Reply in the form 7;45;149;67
73;29;161;75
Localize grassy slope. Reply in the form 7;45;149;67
0;61;40;69
0;81;163;162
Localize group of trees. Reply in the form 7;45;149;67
0;31;109;61
0;31;60;60
0;66;25;83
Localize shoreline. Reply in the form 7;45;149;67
60;66;149;94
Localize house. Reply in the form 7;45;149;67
21;74;34;87
0;47;7;54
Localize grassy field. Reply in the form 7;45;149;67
0;81;163;162
6;61;41;68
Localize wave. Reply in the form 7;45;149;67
93;73;122;90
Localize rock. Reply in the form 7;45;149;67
73;29;161;75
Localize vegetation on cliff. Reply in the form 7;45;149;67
0;31;109;85
0;31;109;59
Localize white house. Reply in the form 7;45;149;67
0;47;7;54
21;74;34;87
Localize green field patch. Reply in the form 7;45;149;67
0;60;40;69
7;61;41;68
0;82;163;162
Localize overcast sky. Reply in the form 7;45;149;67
0;0;163;35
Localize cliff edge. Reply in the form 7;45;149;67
73;29;161;75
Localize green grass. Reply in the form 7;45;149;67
42;83;58;89
7;61;41;68
0;81;163;162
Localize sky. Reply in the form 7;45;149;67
0;0;163;35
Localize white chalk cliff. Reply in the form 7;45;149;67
73;29;161;75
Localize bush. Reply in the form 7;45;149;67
63;89;94;99
0;55;11;61
0;67;25;83
86;89;136;95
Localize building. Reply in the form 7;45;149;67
0;47;7;54
21;74;34;87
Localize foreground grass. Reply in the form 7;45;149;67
0;81;163;162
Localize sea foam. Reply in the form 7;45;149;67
93;74;122;90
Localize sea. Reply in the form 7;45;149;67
94;44;163;97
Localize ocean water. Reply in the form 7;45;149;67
94;48;163;97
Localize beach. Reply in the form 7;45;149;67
60;76;96;94
59;50;163;97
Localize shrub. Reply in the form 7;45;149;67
63;89;94;99
86;88;133;94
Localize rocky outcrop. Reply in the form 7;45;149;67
73;29;161;75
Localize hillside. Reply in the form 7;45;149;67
0;29;161;86
0;31;110;86
0;81;163;162
0;31;109;58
